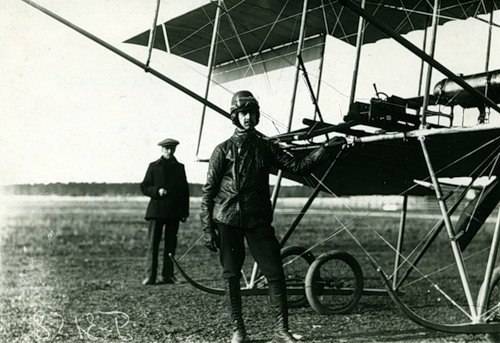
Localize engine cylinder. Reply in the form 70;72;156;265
433;69;500;108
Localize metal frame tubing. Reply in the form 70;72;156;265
268;0;310;214
145;0;161;68
195;0;223;157
279;150;343;247
420;0;440;128
395;181;476;289
287;0;310;131
394;170;487;290
485;7;494;73
338;0;500;114
417;20;429;97
481;10;495;123
419;136;478;321
392;195;407;290
477;209;500;319
250;0;310;287
348;0;366;106
161;23;171;53
315;34;326;114
20;0;231;119
298;55;325;123
250;148;342;288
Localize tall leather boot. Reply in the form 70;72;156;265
268;280;297;343
226;278;247;343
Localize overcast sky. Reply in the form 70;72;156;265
2;0;499;185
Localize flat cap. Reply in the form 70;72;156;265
158;138;179;147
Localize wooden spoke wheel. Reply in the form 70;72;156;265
305;250;363;314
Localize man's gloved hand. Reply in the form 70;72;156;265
203;226;220;253
158;188;167;197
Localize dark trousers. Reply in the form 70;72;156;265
217;223;284;282
145;218;179;280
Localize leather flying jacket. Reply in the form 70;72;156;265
200;129;327;231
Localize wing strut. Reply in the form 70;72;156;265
195;0;223;159
338;0;500;115
145;0;161;68
480;9;495;123
348;0;366;106
419;136;478;320
250;0;311;289
420;0;440;128
270;0;311;214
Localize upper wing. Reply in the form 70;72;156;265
124;0;499;78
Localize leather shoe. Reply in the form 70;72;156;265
271;330;298;343
231;329;248;343
142;277;155;286
158;277;176;285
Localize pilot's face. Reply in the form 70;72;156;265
161;146;176;159
238;111;258;130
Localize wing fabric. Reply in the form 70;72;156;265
124;0;500;69
289;126;500;196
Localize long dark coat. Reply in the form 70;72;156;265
141;157;189;220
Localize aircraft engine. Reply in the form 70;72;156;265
433;69;500;108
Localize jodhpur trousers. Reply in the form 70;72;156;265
216;223;285;283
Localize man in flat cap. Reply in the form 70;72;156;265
140;138;189;285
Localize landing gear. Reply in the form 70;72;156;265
305;251;363;314
479;267;500;342
281;246;316;308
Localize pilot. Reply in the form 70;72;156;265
200;90;344;343
140;138;189;285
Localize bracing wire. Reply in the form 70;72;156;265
373;230;474;319
326;1;349;38
399;0;417;31
282;226;347;267
169;0;499;71
375;1;500;29
170;1;500;311
241;0;293;78
178;233;205;262
463;152;500;234
278;133;500;319
220;1;257;77
400;135;500;195
390;149;500;278
308;169;477;319
403;247;489;289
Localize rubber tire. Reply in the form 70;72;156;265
305;250;363;314
280;246;316;308
478;266;500;342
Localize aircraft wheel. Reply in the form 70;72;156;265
478;267;500;342
305;250;363;314
281;246;316;308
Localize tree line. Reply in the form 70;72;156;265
1;183;316;197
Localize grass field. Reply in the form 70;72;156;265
0;195;496;342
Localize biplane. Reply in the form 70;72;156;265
21;0;500;337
